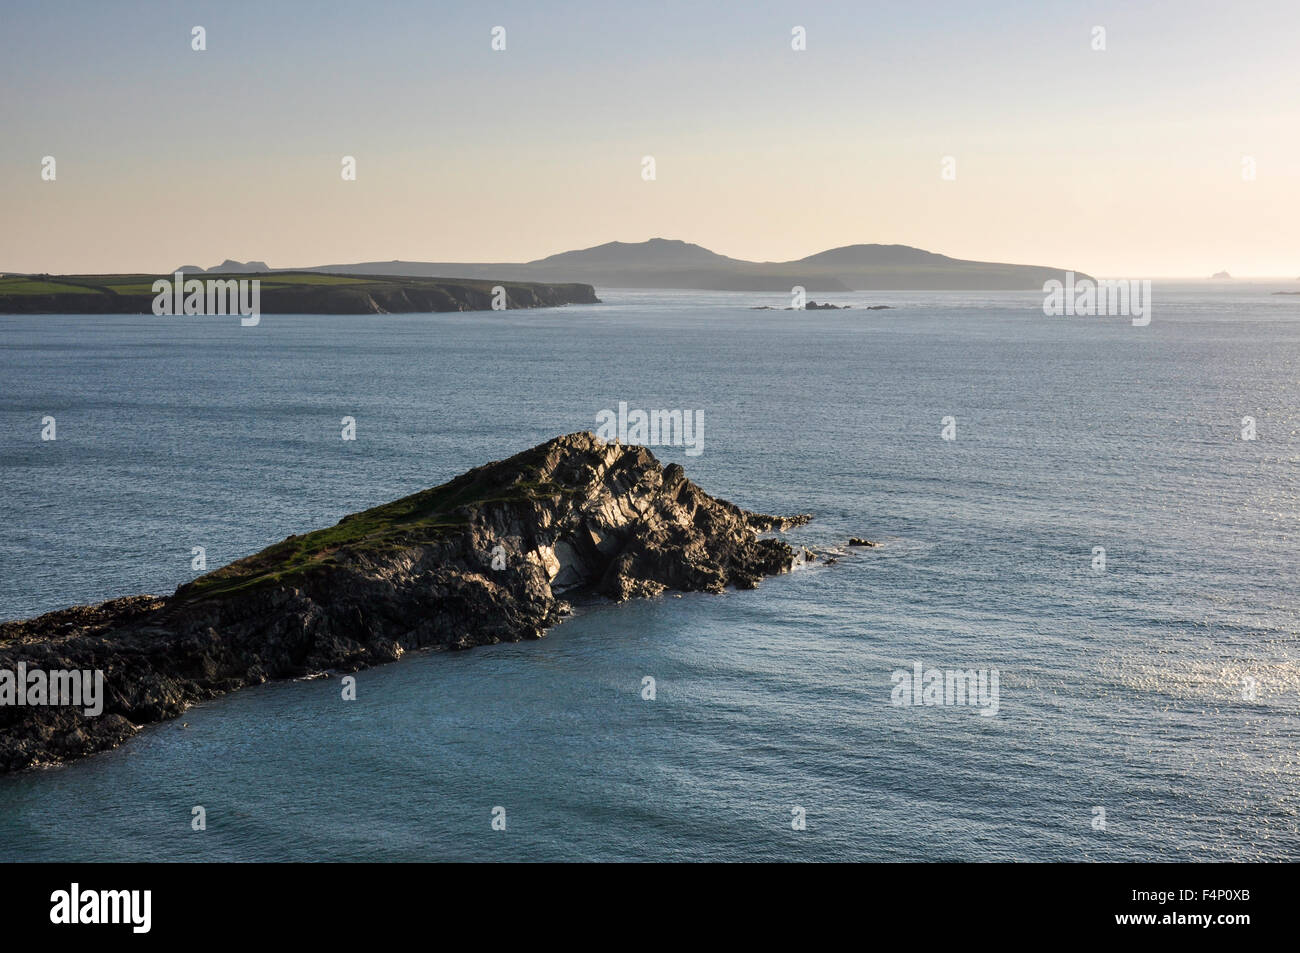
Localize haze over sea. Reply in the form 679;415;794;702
1;286;1296;861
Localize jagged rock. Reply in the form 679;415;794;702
848;537;881;547
207;259;270;273
0;433;813;772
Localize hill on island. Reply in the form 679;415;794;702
295;238;1089;291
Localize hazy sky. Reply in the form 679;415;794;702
2;0;1297;276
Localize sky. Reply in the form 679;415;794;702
1;0;1297;277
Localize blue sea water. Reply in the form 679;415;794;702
0;286;1296;862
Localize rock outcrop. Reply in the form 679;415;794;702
0;433;812;773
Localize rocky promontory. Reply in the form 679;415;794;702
0;433;811;773
0;272;599;315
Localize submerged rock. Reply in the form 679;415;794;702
0;432;813;772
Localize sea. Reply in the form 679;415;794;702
0;285;1296;861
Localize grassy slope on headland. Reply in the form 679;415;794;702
0;272;599;313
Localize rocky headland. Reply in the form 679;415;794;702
0;272;599;315
0;433;812;773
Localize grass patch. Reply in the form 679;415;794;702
0;277;99;295
178;464;583;602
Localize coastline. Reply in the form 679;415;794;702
0;272;600;315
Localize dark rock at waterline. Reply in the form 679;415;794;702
0;272;600;315
749;303;894;311
848;538;881;547
0;433;812;773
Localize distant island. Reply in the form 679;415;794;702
0;433;814;772
0;239;1097;312
0;241;1090;302
294;238;1089;292
1210;271;1233;279
0;272;598;315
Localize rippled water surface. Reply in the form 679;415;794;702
1;286;1296;861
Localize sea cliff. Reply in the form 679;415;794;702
0;272;600;314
